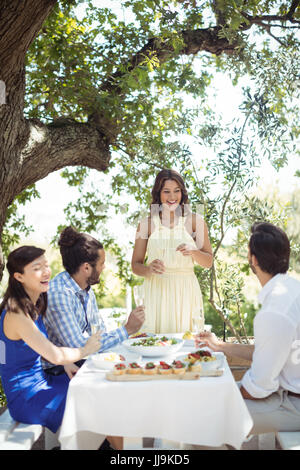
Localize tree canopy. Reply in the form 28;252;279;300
0;0;299;337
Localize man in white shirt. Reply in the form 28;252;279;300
196;222;300;434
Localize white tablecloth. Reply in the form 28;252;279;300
59;342;253;450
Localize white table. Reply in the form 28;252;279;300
59;341;253;450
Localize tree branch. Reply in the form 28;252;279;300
285;0;300;20
12;118;111;195
213;104;254;257
259;23;287;46
97;26;237;97
208;267;242;342
89;26;238;132
240;1;300;27
237;301;249;344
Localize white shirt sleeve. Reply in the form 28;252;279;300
241;311;295;398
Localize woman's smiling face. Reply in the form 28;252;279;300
160;179;182;211
14;255;51;297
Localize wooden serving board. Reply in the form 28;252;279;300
106;369;223;381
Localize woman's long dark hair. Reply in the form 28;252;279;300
150;168;190;217
0;246;47;320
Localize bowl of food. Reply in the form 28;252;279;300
89;351;141;370
122;335;184;357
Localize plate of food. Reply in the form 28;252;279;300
122;335;184;357
177;349;224;371
111;359;186;376
89;351;141;370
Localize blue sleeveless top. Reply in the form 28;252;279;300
0;310;70;433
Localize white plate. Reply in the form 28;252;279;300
177;351;224;370
122;335;184;357
89;351;141;370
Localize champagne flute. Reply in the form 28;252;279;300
192;308;204;335
89;311;103;335
91;323;100;335
192;317;203;334
88;312;103;357
133;284;147;332
133;285;144;307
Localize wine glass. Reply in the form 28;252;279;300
89;311;103;335
133;285;144;307
192;308;204;335
133;284;147;332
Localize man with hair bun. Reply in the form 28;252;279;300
44;226;145;368
196;222;300;435
44;226;145;450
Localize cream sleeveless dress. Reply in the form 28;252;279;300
143;214;204;334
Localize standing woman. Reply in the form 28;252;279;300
131;169;213;334
0;246;100;433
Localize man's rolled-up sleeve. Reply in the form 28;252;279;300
99;325;129;352
241;311;295;398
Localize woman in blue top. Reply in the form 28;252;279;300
0;245;101;433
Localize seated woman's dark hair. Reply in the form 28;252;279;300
0;246;47;319
249;222;290;275
58;226;103;275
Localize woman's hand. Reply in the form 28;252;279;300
64;363;79;380
148;259;165;275
195;331;223;352
176;243;197;257
82;331;101;357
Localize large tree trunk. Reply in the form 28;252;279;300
0;0;112;278
0;1;55;276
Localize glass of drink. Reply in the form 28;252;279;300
133;284;147;332
133;285;144;307
192;308;204;335
89;311;103;335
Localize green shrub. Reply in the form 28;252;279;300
0;377;7;408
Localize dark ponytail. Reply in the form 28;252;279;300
0;246;47;320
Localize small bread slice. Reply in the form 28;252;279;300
189;362;202;372
127;362;142;374
158;362;173;375
113;364;127;375
143;363;158;375
173;366;186;375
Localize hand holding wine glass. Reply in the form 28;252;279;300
124;306;145;336
127;284;146;334
83;331;102;357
